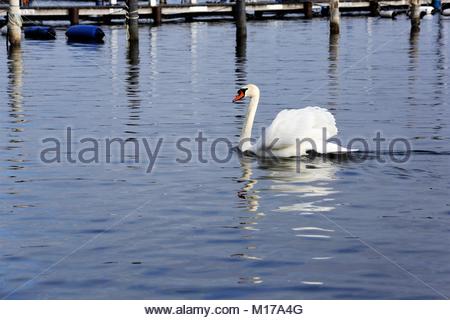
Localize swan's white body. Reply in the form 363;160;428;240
233;84;352;157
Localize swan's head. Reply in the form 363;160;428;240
232;84;260;103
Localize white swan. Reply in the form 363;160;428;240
232;84;353;157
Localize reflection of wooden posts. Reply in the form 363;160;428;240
68;8;79;25
150;0;161;26
330;0;340;35
235;0;247;39
304;1;313;19
126;0;139;41
410;0;420;33
409;29;418;63
235;29;247;60
369;1;379;16
328;33;339;109
8;46;23;115
8;0;22;47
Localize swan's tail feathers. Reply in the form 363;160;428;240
316;143;358;154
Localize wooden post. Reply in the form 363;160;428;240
7;0;22;48
369;1;379;16
410;0;420;33
235;0;247;39
68;8;79;25
329;0;340;35
126;0;139;41
186;0;197;21
150;0;162;26
304;1;313;19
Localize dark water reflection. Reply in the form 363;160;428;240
328;33;339;110
235;34;247;87
126;40;141;135
1;17;450;299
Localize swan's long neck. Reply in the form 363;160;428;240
240;93;259;152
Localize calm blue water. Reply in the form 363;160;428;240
1;15;450;299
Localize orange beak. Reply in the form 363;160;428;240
232;90;245;103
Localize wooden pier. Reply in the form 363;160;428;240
0;1;447;24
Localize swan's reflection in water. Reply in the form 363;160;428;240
233;154;341;285
238;154;338;213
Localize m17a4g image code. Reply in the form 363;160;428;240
144;304;303;317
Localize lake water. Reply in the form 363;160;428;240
1;15;450;299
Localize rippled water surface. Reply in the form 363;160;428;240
1;16;450;299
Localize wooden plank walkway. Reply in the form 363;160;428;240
0;1;446;22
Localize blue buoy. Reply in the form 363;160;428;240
24;26;56;40
65;25;105;43
432;0;441;10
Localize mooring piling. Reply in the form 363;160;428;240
7;0;22;48
68;8;80;25
304;1;313;19
410;0;421;33
185;1;197;22
150;0;162;26
330;0;340;35
4;2;446;25
152;7;162;26
369;1;379;16
126;0;139;41
235;0;247;39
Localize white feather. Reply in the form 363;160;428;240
236;85;356;157
251;107;350;156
